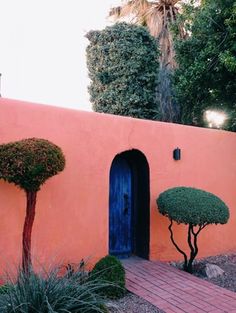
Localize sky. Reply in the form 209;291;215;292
0;0;121;111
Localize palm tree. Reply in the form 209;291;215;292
109;0;186;122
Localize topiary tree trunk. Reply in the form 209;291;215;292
22;191;37;274
168;219;208;273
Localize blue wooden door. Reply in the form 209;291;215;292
109;156;132;257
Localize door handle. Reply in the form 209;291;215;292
123;193;129;215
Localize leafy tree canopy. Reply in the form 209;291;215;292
174;0;236;130
86;22;160;120
157;187;229;226
0;138;65;192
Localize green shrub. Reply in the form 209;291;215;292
91;255;126;299
0;138;65;192
157;187;230;273
0;267;108;312
157;187;229;226
86;22;160;120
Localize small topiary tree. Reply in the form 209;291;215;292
0;138;65;274
157;187;230;273
86;22;160;120
90;255;126;299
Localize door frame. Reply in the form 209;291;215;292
109;149;150;259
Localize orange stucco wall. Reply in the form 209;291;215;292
0;98;235;270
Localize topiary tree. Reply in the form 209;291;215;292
86;22;160;120
0;138;65;274
157;187;230;273
90;255;126;299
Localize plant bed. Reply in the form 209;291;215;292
170;253;236;292
0;265;109;312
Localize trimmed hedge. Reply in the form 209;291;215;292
157;187;229;226
0;138;65;192
86;22;160;120
91;255;126;299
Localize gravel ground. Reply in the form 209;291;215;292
192;253;236;292
107;293;164;313
107;253;236;312
170;253;236;292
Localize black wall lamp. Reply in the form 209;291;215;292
173;148;181;161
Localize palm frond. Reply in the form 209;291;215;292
109;6;122;18
145;7;163;37
110;0;186;68
109;0;150;21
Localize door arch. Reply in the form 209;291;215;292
109;149;150;259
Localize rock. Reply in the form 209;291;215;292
205;263;224;279
169;261;178;267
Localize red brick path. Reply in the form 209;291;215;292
122;257;236;313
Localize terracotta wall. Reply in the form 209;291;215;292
0;98;235;270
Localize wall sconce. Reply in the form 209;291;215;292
173;148;181;160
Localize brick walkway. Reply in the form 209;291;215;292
122;257;236;313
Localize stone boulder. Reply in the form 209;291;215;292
205;263;224;279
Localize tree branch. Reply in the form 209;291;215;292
168;219;188;269
190;223;209;262
188;224;195;257
192;223;208;236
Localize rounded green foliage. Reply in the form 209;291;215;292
174;0;236;130
0;138;65;192
86;22;160;120
91;255;126;299
157;187;229;226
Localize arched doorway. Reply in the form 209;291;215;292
109;149;150;259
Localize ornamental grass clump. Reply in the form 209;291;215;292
0;138;65;275
90;255;126;299
157;187;230;273
0;267;108;313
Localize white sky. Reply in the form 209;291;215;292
0;0;121;111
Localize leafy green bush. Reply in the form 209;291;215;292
157;187;230;273
0;138;65;192
173;0;236;130
91;255;126;299
0;267;108;312
157;187;229;226
86;22;159;120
